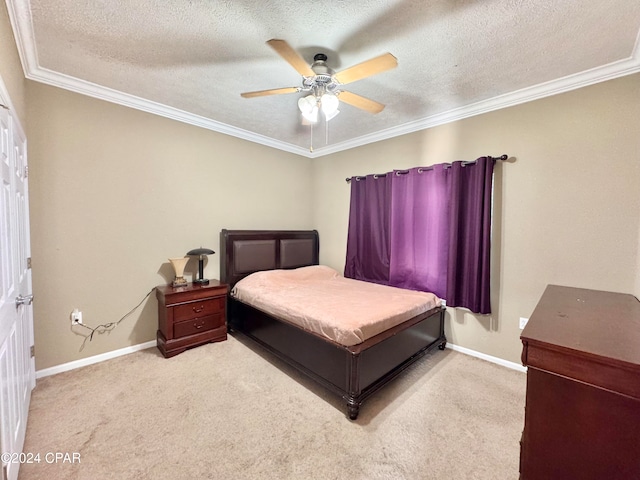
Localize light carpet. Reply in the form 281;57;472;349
20;335;526;479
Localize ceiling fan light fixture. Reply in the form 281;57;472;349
298;94;319;123
301;107;318;123
320;93;339;116
298;94;316;113
241;40;396;134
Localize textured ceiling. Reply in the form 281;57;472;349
6;0;640;157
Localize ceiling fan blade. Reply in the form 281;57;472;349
333;53;398;85
338;90;385;114
266;39;315;77
240;87;299;98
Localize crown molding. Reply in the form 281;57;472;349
6;0;640;159
5;0;38;75
312;43;640;157
28;66;314;157
5;0;314;157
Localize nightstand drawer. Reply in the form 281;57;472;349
173;297;224;321
174;313;224;338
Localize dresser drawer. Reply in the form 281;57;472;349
174;313;224;338
173;297;224;321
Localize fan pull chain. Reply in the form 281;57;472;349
325;116;329;145
309;122;313;153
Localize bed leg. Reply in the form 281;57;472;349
345;396;362;420
347;403;360;420
438;340;447;350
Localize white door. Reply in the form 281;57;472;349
0;92;35;480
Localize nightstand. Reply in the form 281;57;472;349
156;281;229;358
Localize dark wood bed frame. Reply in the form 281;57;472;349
220;229;446;420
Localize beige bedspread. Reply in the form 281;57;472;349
230;265;441;346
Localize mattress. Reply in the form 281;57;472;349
230;265;441;346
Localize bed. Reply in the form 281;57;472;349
220;229;446;420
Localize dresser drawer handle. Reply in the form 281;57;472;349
194;320;206;329
192;305;205;313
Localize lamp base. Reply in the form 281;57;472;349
172;276;188;288
193;278;210;286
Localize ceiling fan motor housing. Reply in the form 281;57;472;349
303;53;340;94
311;53;333;75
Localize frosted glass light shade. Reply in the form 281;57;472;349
298;95;317;113
302;106;318;123
321;93;339;115
298;95;319;123
324;108;340;121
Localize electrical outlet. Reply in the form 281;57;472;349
71;309;83;325
519;317;528;329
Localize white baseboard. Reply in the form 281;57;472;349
447;343;527;373
35;339;526;379
35;340;157;379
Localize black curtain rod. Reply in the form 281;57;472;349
345;154;508;183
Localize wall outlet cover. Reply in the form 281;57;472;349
71;309;83;324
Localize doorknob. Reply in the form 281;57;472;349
15;294;34;307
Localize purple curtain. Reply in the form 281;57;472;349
445;157;494;313
344;173;392;285
344;157;495;314
389;165;450;299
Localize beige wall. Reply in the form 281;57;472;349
0;1;26;123
313;74;640;364
27;82;313;369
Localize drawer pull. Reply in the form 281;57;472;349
194;322;204;329
192;305;205;313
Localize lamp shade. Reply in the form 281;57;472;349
186;248;215;256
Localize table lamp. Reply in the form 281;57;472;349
169;257;189;287
186;248;215;285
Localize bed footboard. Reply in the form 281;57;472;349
228;298;446;419
347;307;446;419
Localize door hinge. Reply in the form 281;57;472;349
24;165;28;178
27;257;32;269
30;345;35;358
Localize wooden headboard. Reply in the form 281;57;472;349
220;229;319;288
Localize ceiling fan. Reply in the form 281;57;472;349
240;39;398;124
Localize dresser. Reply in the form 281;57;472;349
520;285;640;479
156;281;228;358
